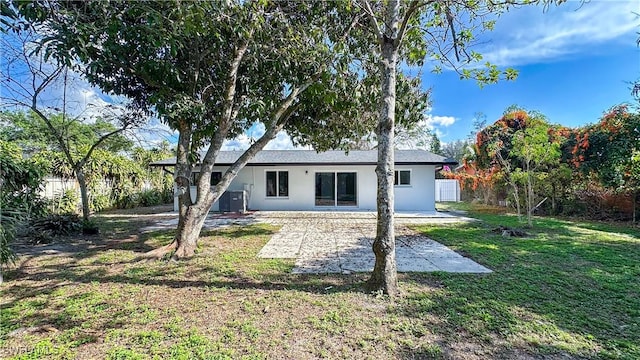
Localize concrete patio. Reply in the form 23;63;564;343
256;211;492;274
137;210;491;274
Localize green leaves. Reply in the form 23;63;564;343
0;140;49;248
574;106;640;192
0;111;133;156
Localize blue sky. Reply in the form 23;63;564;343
227;0;639;149
12;0;634;149
422;0;639;143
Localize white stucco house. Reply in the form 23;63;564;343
151;150;456;212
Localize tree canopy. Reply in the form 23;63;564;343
452;103;640;222
6;0;424;259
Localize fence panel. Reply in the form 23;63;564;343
435;179;460;202
41;177;77;199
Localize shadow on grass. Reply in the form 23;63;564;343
398;216;640;359
2;221;371;347
1;262;370;340
3;220;371;313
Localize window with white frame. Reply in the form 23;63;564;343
266;171;288;197
394;170;411;186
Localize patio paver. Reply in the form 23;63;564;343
136;209;491;274
256;211;492;274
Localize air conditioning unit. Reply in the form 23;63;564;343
219;190;247;213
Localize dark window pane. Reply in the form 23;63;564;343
315;172;335;206
211;172;222;186
266;171;277;197
191;172;200;185
278;171;288;197
337;172;357;206
400;170;411;185
394;171;398;185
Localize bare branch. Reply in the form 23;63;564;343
359;0;384;43
396;0;431;46
77;126;127;169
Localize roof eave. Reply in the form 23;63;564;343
150;161;459;167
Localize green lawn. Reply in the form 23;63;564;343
414;203;639;359
1;205;638;359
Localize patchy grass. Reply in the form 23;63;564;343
1;205;639;359
406;202;640;359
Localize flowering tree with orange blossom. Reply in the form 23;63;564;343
453;104;639;222
442;157;498;205
567;105;640;222
468;106;564;224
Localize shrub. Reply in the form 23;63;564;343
91;193;112;213
81;218;100;235
139;188;172;207
52;189;80;214
1;141;49;273
26;214;83;244
139;189;161;207
0;216;17;284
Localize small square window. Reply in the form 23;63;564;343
394;170;411;186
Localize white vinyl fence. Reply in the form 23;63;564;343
41;177;154;200
41;177;77;199
435;179;460;202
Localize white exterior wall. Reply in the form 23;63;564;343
174;164;436;212
249;165;377;211
394;165;437;211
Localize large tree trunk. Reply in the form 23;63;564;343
173;202;210;257
367;13;399;296
145;120;192;259
76;169;90;221
172;122;196;256
144;82;307;260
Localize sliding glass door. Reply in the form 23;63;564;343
315;173;335;206
336;172;357;206
315;172;357;207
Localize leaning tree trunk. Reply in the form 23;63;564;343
367;20;399;297
510;181;521;222
76;169;90;221
173;202;211;257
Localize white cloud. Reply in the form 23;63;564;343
221;122;300;151
395;113;456;149
425;115;456;127
264;131;297;150
476;0;638;66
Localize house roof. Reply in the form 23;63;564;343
150;149;457;167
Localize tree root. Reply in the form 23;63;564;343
142;241;177;260
491;225;529;237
